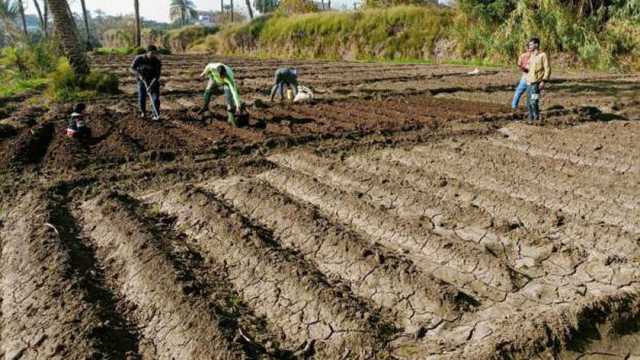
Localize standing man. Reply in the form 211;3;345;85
512;45;531;109
130;45;162;120
526;38;551;121
198;63;243;127
270;67;299;102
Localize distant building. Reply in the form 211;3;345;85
196;11;217;26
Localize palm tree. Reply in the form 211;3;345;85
47;0;89;75
245;0;253;18
17;0;26;36
43;0;47;35
134;0;140;47
79;0;91;49
169;0;197;26
33;0;44;31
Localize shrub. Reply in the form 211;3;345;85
1;41;59;78
84;71;120;94
47;58;81;101
276;0;319;15
47;58;120;101
167;25;218;52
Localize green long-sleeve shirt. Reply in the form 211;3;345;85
201;63;242;109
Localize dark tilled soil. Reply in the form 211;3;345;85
1;54;639;359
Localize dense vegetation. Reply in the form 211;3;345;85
0;40;118;101
192;1;640;71
455;0;640;69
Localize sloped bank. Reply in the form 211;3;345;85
193;6;457;62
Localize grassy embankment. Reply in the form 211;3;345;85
190;3;640;71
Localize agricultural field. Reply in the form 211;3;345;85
1;54;639;359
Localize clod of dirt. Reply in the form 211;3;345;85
252;99;268;109
0;123;17;139
10;122;54;165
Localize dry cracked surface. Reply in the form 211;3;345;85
2;120;640;359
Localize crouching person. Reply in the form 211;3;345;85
198;63;243;127
66;103;90;138
270;67;299;102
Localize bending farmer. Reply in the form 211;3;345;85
198;63;242;127
270;67;299;102
130;45;162;119
525;38;551;121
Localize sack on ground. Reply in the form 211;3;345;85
294;86;314;103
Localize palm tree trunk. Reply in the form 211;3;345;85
18;0;28;37
43;0;48;35
80;0;91;49
134;0;141;47
33;0;45;31
230;0;234;22
245;0;253;19
181;7;185;25
48;0;90;75
328;0;331;9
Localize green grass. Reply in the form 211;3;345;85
0;77;48;98
207;6;454;62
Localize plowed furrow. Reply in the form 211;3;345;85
508;121;640;160
79;193;248;359
144;185;392;357
269;150;503;232
496;124;640;174
476;139;640;210
405;290;640;360
0;193;135;359
487;138;639;206
409;143;640;233
360;149;640;272
206;176;477;332
258;167;519;302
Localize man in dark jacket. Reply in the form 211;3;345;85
130;45;162;119
270;67;299;102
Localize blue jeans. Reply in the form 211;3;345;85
526;83;541;120
137;80;160;114
512;78;528;109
